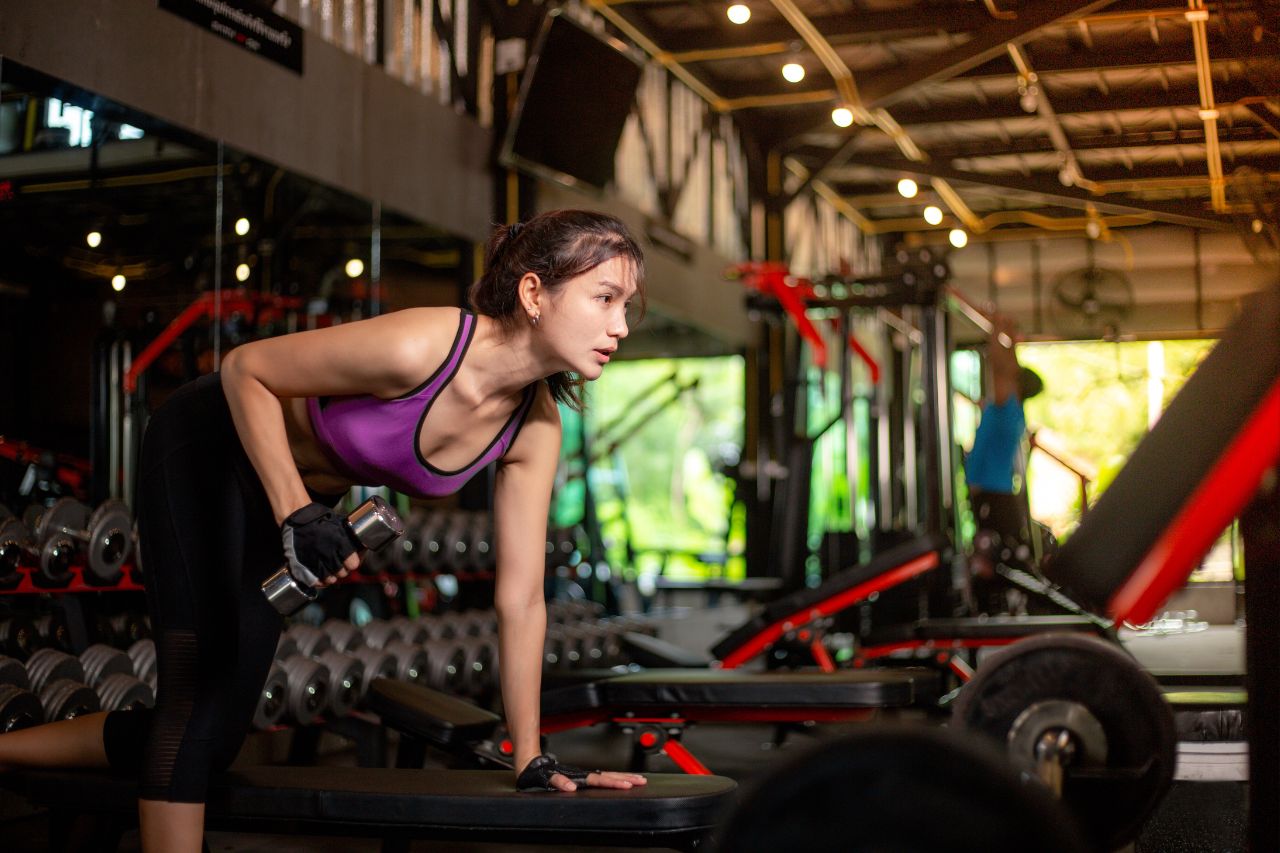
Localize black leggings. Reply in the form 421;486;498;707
102;373;317;802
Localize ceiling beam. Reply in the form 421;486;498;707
826;156;1280;190
847;123;1279;160
832;153;1233;229
633;6;993;55
856;0;1117;109
956;36;1259;80
1247;103;1280;140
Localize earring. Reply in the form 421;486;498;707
529;312;540;327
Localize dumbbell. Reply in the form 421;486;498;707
96;672;154;711
544;626;582;669
0;684;43;732
424;639;468;693
387;617;429;645
79;644;135;688
285;624;332;658
277;654;330;725
127;638;157;687
28;498;133;583
350;646;398;695
320;619;365;654
26;648;86;695
455;636;496;695
0;616;41;660
252;663;289;730
110;612;151;646
0;514;34;585
0;652;42;731
381;640;429;687
40;678;101;721
313;650;364;716
261;497;405;616
411;513;452;572
33;613;72;653
362;618;427;649
468;514;495;570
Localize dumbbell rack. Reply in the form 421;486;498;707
0;563;145;596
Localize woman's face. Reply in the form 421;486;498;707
541;255;637;380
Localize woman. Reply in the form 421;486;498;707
0;209;648;851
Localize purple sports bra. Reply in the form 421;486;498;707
306;310;536;498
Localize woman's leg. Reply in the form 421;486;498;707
0;711;110;770
132;375;283;852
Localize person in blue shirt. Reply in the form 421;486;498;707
965;314;1044;614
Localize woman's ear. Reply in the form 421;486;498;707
517;272;543;319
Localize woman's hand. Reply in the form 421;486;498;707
516;754;648;792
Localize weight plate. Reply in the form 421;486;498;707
0;518;32;582
952;633;1176;851
85;500;132;581
35;498;89;543
719;726;1089;853
253;663;289;730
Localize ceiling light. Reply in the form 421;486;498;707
831;106;854;128
86;231;102;248
235;217;251;236
949;228;969;249
1085;220;1102;240
346;258;365;278
897;178;918;199
1252;218;1265;234
923;205;944;226
727;4;750;24
236;263;251;282
111;274;126;291
782;63;805;83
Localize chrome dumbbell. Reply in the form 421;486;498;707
261;497;404;616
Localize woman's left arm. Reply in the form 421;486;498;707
494;386;645;792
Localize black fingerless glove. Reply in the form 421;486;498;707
280;503;360;587
516;754;594;792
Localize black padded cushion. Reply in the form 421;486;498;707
621;632;715;668
599;668;937;709
711;534;947;660
541;681;604;716
367;678;499;747
1046;279;1280;610
2;766;736;836
865;616;1105;646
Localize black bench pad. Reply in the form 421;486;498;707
711;534;947;661
866;616;1105;646
3;766;735;844
367;678;499;747
541;668;938;713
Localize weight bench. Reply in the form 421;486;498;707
368;668;940;776
2;758;734;853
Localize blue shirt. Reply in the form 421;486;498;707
965;396;1025;494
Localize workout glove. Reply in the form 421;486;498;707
516;754;594;791
280;502;360;588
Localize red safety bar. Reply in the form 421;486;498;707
855;636;1022;663
729;262;882;382
1110;377;1280;625
718;551;941;669
124;291;304;393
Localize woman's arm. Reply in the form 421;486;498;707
219;308;447;525
493;387;643;791
493;387;561;778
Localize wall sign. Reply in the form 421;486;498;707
158;0;303;74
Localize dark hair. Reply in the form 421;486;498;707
469;209;646;410
1019;366;1045;401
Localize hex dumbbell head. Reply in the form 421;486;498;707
96;672;155;711
253;663;290;730
0;684;43;732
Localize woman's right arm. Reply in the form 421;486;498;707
219;308;443;525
